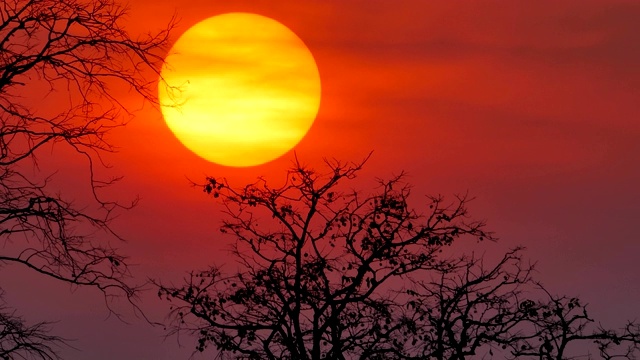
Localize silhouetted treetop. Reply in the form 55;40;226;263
157;158;495;359
158;159;640;360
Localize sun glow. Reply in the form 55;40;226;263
158;13;321;167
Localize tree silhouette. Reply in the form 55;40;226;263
400;249;640;360
0;0;171;357
157;159;640;360
0;290;62;360
156;158;483;358
396;248;536;359
505;289;640;360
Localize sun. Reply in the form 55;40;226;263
158;13;321;167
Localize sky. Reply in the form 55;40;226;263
2;1;639;359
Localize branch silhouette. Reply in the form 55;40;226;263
0;0;173;356
157;159;640;360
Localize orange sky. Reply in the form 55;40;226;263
2;1;639;359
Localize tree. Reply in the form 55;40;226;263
157;159;640;360
1;0;171;357
398;248;536;359
0;290;62;360
157;158;488;359
400;249;640;359
505;289;640;360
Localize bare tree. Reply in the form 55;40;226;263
157;160;640;360
156;158;491;359
401;249;640;360
1;0;171;357
398;248;536;359
0;290;64;360
505;289;640;360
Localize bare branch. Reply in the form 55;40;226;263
1;0;173;355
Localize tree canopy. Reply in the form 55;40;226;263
157;159;640;360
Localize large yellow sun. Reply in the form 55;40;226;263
158;13;321;167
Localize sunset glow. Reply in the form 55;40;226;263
158;13;321;167
5;0;640;358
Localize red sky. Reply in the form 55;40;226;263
2;1;639;359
